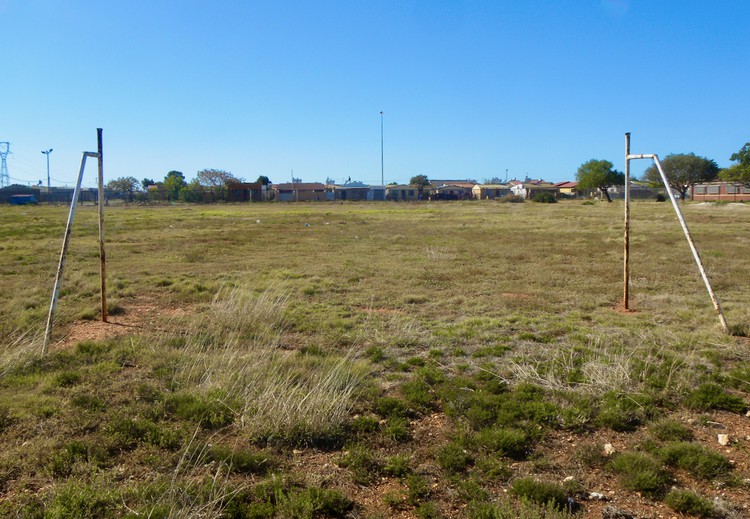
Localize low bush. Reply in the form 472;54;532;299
510;477;569;511
475;427;532;460
659;442;732;480
664;489;715;517
684;383;747;413
338;445;381;485
649;419;694;442
437;442;474;474
531;192;557;203
608;452;671;497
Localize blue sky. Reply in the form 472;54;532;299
3;0;749;188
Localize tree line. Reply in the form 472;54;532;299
577;140;749;202
106;170;271;202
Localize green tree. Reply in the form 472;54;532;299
576;159;624;202
196;169;240;201
164;171;187;201
106;176;140;202
256;175;271;186
141;178;155;191
409;174;431;199
719;142;750;187
643;153;719;201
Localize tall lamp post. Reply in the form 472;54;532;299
380;111;384;188
42;148;53;190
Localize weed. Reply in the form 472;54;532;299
510;477;570;511
685;383;747;413
401;379;436;413
416;501;443;518
574;442;607;468
608;452;671;497
46;480;118;518
365;345;386;362
276;487;354;518
664;489;716;517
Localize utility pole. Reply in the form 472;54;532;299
0;142;10;189
42;148;53;191
380;111;384;187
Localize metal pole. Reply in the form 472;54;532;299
97;129;107;323
623;133;631;309
627;152;730;333
380;111;384;187
43;152;97;355
42;149;53;191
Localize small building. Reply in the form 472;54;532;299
273;182;328;202
554;181;578;197
432;184;473;200
387;185;422;201
333;182;370;201
227;182;265;202
367;186;386;201
692;182;750;202
473;184;511;199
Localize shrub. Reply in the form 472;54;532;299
510;478;569;511
383;454;412;478
209;445;275;475
659;442;732;480
608;452;670;497
684;383;747;413
339;445;381;485
531;192;557;203
437;442;474;474
475;427;532;460
162;390;237;429
649;419;694;442
664;489;715;517
276;487;353;518
382;417;412;443
375;396;411;419
406;474;432;504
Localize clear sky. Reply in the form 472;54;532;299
3;0;749;188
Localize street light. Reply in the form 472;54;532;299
380;111;384;188
41;148;53;190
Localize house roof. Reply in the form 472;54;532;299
429;179;477;188
273;183;327;191
554;181;578;188
475;184;510;189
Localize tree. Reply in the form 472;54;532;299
643;153;719;201
719;142;750;187
196;169;240;201
409;174;431;199
106;176;140;202
164;171;187;201
256;175;271;186
141;178;156;191
576;159;624;202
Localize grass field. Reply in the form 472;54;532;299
0;200;749;518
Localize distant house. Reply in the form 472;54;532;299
692;181;750;202
387;185;422;201
509;180;557;199
432;184;473;200
473;184;511;199
429;179;477;190
607;181;663;200
227;181;264;202
272;182;328;202
554;181;578;197
333;182;370;201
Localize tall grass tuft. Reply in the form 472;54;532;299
172;284;367;445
